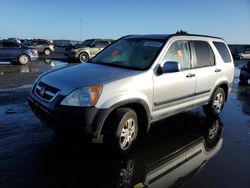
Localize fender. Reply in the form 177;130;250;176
92;98;151;137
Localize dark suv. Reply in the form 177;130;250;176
0;40;38;65
65;39;113;62
23;39;54;56
239;61;250;83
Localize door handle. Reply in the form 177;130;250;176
215;69;221;72
186;73;196;78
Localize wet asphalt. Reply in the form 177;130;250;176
0;58;249;188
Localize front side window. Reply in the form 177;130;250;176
193;41;215;68
90;38;164;70
82;40;94;47
162;40;191;70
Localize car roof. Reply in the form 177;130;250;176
122;33;223;41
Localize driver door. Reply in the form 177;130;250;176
152;40;196;120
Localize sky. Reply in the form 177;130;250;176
0;0;249;44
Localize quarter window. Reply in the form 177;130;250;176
163;40;191;70
193;41;215;68
213;41;232;63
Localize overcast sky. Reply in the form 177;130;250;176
1;0;249;44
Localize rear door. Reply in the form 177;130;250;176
36;40;47;53
191;40;220;105
153;40;196;120
1;42;21;59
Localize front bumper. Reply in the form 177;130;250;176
30;54;38;61
28;92;108;137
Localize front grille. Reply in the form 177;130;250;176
34;81;60;102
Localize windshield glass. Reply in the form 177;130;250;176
82;39;94;47
90;38;164;70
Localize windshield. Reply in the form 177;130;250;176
90;38;164;70
82;39;94;47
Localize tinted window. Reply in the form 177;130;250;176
213;42;232;62
37;40;48;45
193;41;215;68
3;42;20;48
82;40;94;47
163;40;191;70
23;40;34;46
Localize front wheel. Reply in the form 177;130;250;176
203;88;225;116
78;52;89;63
104;108;138;154
18;54;30;65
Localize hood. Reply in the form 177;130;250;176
39;63;139;95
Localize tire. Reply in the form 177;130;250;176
104;108;138;154
78;52;89;63
18;54;30;65
44;49;51;56
203;87;225;116
203;118;222;150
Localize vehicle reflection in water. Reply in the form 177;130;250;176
0;59;68;74
37;113;223;188
237;85;250;116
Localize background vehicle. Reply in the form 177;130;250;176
65;39;113;62
28;33;234;153
23;39;54;56
239;61;250;83
0;40;38;65
7;37;21;44
235;48;250;59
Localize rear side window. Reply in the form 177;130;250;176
3;42;20;48
193;41;215;68
213;42;232;62
37;40;48;45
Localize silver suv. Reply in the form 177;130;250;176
28;33;234;153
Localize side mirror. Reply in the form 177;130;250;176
161;61;179;74
91;43;96;47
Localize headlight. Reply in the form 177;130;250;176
60;85;102;107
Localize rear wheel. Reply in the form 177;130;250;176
203;88;225;116
104;108;138;154
18;54;29;65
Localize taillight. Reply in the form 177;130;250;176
31;49;37;54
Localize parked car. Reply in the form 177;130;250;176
65;39;113;62
23;39;54;56
235;48;250;59
0;40;38;65
7;37;21;44
28;33;234;153
239;61;250;83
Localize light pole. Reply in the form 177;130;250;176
80;18;82;41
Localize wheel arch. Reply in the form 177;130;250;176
212;81;229;102
78;50;90;58
18;53;31;63
97;99;151;138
